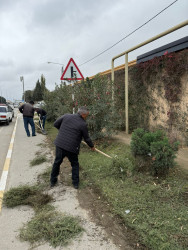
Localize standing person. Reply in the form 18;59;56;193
35;108;47;129
50;106;95;189
19;101;36;137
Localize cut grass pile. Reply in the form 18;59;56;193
3;185;52;209
3;175;84;247
30;155;47;166
79;142;188;250
20;205;84;248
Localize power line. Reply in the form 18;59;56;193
79;0;179;67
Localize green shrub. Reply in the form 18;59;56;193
74;76;122;139
150;138;179;176
130;128;179;176
130;128;165;156
44;83;72;122
130;128;150;156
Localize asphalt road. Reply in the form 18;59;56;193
0;111;17;178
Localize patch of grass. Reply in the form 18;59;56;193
79;141;188;250
3;185;52;209
45;121;58;144
19;206;84;248
37;167;51;188
30;155;47;166
37;143;46;147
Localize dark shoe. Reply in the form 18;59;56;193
32;134;36;136
73;184;79;189
50;182;57;188
27;135;30;137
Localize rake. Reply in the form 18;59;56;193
38;116;47;135
82;141;112;159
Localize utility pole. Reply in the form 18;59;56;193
47;62;64;83
20;76;25;102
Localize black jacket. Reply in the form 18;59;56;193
36;108;47;117
19;103;34;117
54;113;94;154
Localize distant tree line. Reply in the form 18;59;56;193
24;75;49;102
0;96;6;104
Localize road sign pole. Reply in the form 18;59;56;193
72;81;75;114
72;86;75;114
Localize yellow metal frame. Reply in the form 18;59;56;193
88;60;136;80
111;20;188;134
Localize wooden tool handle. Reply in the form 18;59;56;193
82;141;112;159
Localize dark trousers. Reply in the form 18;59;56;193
23;116;35;136
39;115;46;129
50;146;79;185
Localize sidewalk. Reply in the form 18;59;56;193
112;132;188;172
0;115;122;250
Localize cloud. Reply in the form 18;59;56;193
0;0;187;101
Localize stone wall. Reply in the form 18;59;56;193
103;49;188;145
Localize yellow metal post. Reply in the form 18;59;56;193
111;59;115;101
125;53;128;134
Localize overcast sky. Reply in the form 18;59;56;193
0;0;187;101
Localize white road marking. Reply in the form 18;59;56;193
0;171;8;191
0;116;18;211
6;149;12;159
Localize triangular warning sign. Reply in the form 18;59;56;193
60;58;84;80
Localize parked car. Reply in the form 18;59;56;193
0;104;13;125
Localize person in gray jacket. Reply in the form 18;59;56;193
50;106;95;189
19;101;36;137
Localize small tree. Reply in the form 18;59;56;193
40;75;49;99
33;80;43;101
24;90;33;102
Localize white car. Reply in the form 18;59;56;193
0;104;13;125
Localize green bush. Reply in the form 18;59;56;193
130;128;165;156
44;83;72;122
44;76;122;140
130;128;179;176
150;138;179;176
130;128;149;156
